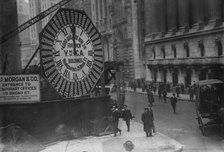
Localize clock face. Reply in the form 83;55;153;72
53;24;94;82
40;9;104;98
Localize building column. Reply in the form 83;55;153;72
144;0;159;38
191;68;199;83
146;67;153;82
157;69;162;82
207;0;222;27
179;69;185;84
191;0;205;30
157;0;166;37
167;68;172;83
97;0;101;20
178;0;190;33
166;0;178;35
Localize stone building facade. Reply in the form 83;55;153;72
92;0;144;82
0;0;21;74
143;0;224;87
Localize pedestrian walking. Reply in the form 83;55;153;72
95;85;100;96
112;106;122;136
176;85;180;97
166;83;170;92
189;86;194;101
218;107;224;137
148;105;156;133
141;107;154;137
170;93;178;113
147;88;154;106
162;89;167;103
193;81;196;95
181;83;184;94
158;86;162;98
121;105;134;132
121;91;125;105
133;82;137;92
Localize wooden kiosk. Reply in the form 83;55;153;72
0;8;112;143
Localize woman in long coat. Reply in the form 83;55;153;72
141;107;154;137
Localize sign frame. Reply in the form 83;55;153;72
0;74;41;103
39;8;104;98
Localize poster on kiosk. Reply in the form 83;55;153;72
0;74;40;103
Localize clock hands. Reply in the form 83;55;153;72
71;24;77;56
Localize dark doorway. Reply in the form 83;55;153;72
163;69;167;83
172;69;178;86
154;69;157;82
185;70;191;87
199;69;207;80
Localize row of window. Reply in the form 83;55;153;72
151;39;223;59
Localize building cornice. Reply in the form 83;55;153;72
144;26;224;45
147;56;224;66
112;18;127;28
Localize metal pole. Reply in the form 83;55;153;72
116;66;121;108
22;47;39;74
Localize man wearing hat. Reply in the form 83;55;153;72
147;88;154;107
148;105;156;133
112;106;122;136
141;107;154;137
121;105;134;132
170;93;178;113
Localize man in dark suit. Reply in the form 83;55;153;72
121;105;134;132
141;107;154;137
147;88;154;106
170;93;178;113
112;106;122;136
162;89;167;103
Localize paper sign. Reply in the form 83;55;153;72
0;74;40;103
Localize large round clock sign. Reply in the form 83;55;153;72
40;8;104;98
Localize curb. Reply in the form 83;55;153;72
126;90;196;102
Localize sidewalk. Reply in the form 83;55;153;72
126;87;194;102
41;121;183;152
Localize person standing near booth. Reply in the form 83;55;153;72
112;106;122;136
170;94;178;113
121;105;134;132
147;88;154;106
141;107;154;137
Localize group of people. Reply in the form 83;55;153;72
111;104;134;136
111;104;157;137
147;86;178;114
111;83;180;138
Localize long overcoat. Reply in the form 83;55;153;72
147;91;154;103
141;110;154;132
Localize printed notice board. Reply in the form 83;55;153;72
0;75;40;103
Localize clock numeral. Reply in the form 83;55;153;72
62;28;68;36
83;57;87;63
55;39;62;43
80;30;83;37
82;70;87;77
73;73;78;80
53;51;60;56
85;40;91;45
63;69;70;79
88;50;94;56
56;60;63;71
86;60;93;69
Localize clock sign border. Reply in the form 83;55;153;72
39;8;104;98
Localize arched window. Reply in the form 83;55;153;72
172;44;176;58
152;47;156;59
198;40;205;57
215;38;223;56
161;46;165;59
184;42;190;57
